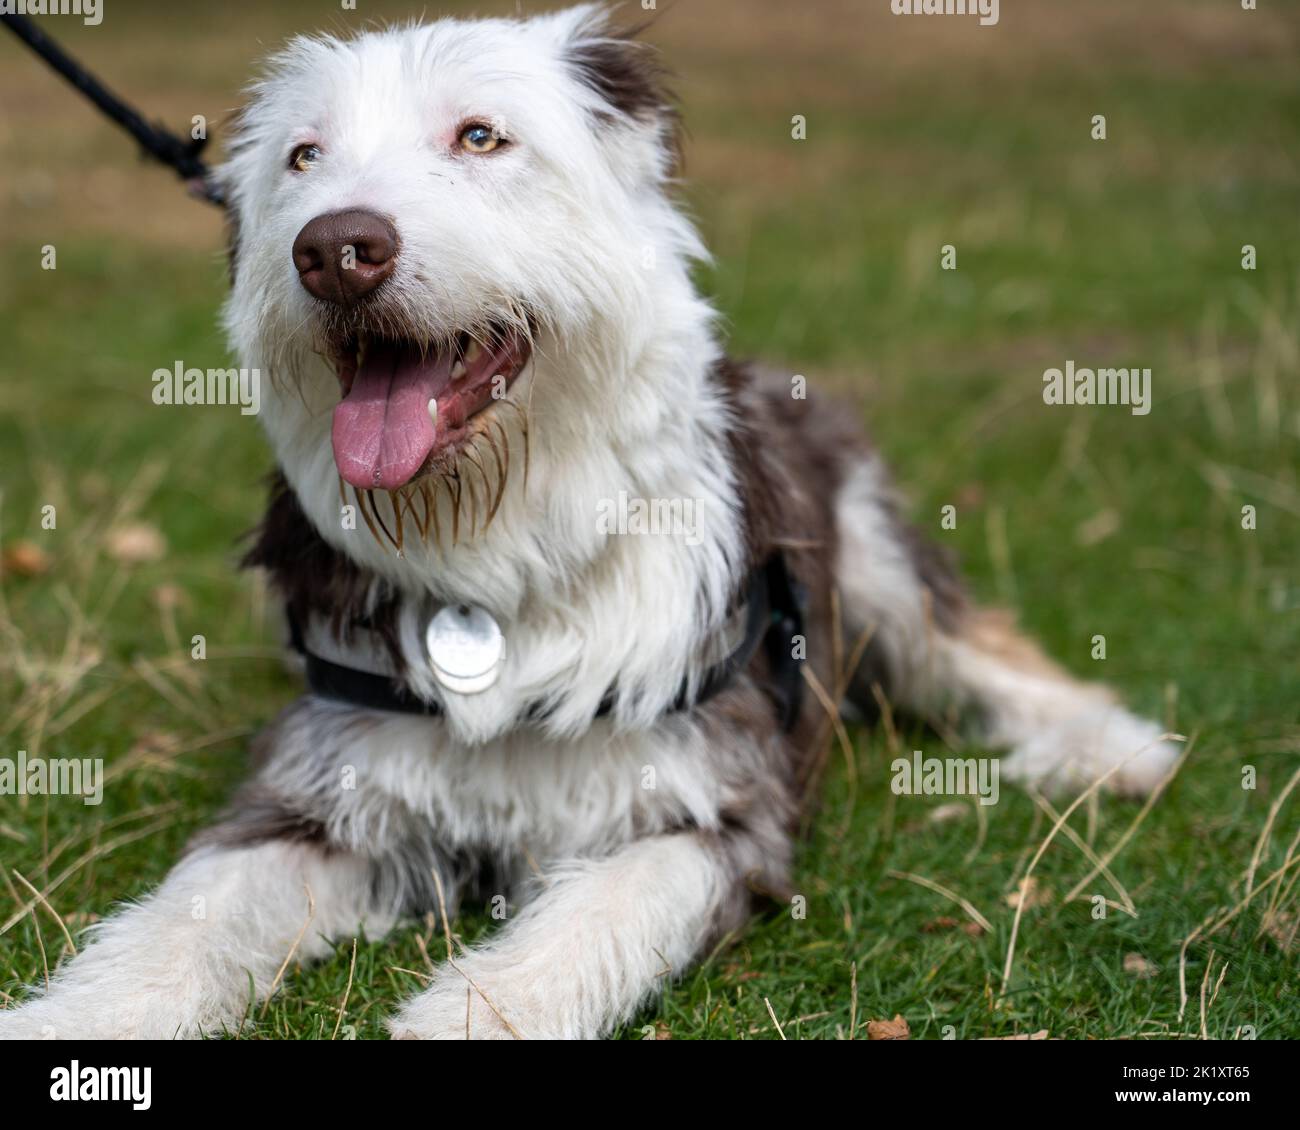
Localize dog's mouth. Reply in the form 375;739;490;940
329;323;531;491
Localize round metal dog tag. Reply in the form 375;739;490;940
425;604;504;695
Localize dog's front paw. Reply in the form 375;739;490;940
387;968;525;1041
1002;706;1180;797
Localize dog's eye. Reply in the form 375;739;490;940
288;144;322;173
458;123;504;154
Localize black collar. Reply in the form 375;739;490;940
286;553;805;731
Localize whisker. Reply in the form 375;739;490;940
449;469;462;545
464;455;482;540
429;477;443;547
354;484;385;551
388;489;405;555
411;480;431;541
465;449;493;540
484;421;508;530
368;489;398;550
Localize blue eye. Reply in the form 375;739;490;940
288;143;321;172
458;123;504;154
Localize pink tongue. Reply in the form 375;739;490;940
332;342;453;490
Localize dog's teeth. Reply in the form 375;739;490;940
427;398;439;428
357;334;368;366
463;340;483;366
451;360;467;380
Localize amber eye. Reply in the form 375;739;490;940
288;143;321;172
458;123;504;154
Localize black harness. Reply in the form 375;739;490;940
289;553;807;731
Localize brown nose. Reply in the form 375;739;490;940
292;210;398;304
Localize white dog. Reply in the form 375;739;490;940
1;4;1176;1040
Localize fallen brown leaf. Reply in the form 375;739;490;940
921;916;985;937
921;916;962;933
866;1014;910;1040
1;540;52;577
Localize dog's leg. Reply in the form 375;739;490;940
388;832;735;1040
835;458;1179;795
0;836;388;1040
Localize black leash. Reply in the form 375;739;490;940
289;553;807;731
2;12;224;206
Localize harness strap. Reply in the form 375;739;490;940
288;553;806;731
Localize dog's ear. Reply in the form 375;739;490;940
561;6;683;178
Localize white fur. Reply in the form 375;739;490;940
264;701;732;869
0;842;384;1040
833;456;939;700
998;704;1178;797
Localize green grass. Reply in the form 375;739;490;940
1;0;1297;1039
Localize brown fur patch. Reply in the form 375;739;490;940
963;607;1091;685
567;19;685;176
241;472;406;672
712;358;850;812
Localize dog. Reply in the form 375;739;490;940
0;4;1177;1040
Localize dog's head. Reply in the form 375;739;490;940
221;4;693;497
